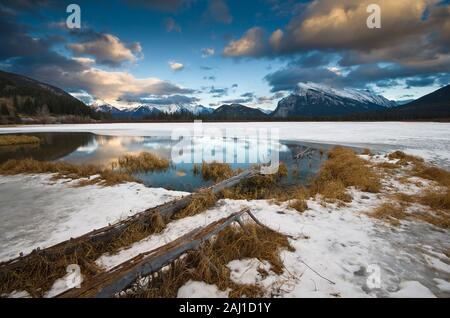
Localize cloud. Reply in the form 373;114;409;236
223;27;267;57
240;92;255;99
169;61;185;71
205;0;233;24
225;0;450;88
68;33;142;67
122;0;193;12
62;68;194;102
405;76;437;87
257;92;285;103
139;94;200;105
165;17;181;32
221;98;251;104
264;65;344;92
209;86;228;97
201;47;215;58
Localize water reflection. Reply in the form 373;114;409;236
0;132;330;192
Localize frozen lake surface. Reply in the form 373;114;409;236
1;122;450;168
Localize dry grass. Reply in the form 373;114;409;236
198;161;235;182
317;180;352;204
418;189;450;211
108;213;166;252
0;135;40;146
127;223;292;298
118;152;169;173
370;203;408;226
388;151;424;166
310;146;381;203
288;187;309;212
0;212;167;297
221;162;289;200
0;158;137;186
413;165;450;187
174;190;218;219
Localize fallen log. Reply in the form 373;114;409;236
57;207;251;298
0;167;260;272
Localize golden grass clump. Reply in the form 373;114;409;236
199;161;235;182
221;162;289;200
370;203;407;226
174;190;218;219
418;189;450;211
288;187;309;212
317;180;352;204
118;152;170;173
388;151;424;166
413;165;450;187
311;146;381;202
0;158;138;186
127;223;292;298
108;213;166;252
0;135;40;146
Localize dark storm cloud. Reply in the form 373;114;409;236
405;77;437;87
240;92;255;99
122;0;193;12
265;60;450;92
221;98;251;104
204;0;233;24
209;86;228;97
227;0;450;91
264;66;342;92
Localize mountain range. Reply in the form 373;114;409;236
0;70;448;122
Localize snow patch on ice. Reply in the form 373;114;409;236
389;281;436;298
177;280;229;298
0;174;188;262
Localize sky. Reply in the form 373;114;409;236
0;0;449;110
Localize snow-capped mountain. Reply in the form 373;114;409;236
272;82;397;118
91;103;214;118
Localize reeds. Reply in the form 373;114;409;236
128;222;292;298
0;135;40;146
311;146;381;203
117;152;170;173
174;190;218;219
0;158;138;186
198;161;235;182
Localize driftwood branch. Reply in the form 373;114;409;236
56;208;251;298
0;168;259;273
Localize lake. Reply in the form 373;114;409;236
0;131;333;191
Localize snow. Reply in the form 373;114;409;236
296;82;395;108
96;155;449;298
227;259;272;285
0;174;188;262
1;122;449;167
177;280;229;298
389;281;436;298
1;124;449;298
434;278;450;292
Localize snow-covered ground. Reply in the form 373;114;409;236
100;195;449;298
1;123;449;298
0;174;187;262
1;122;449;167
